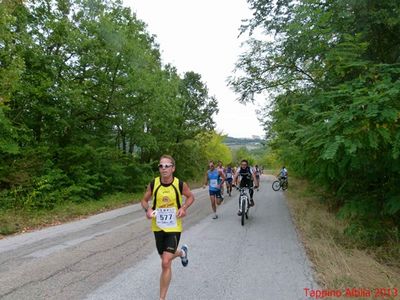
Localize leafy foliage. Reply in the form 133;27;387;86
0;0;221;210
231;0;400;244
201;132;233;165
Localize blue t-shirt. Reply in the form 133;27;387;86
225;167;233;179
207;169;220;192
280;168;288;177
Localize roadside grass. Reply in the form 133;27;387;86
186;179;204;189
0;179;205;239
0;192;142;238
284;176;400;296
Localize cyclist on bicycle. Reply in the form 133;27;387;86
233;159;258;215
278;166;288;181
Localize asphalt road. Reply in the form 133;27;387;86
0;175;318;300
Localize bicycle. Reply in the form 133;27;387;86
272;176;288;191
237;186;253;226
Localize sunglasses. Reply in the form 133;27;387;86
158;164;173;169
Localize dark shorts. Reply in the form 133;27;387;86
226;178;233;184
209;190;222;197
240;179;253;188
154;231;181;255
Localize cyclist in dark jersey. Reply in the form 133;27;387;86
233;159;258;214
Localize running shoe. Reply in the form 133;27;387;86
180;244;188;267
237;210;242;216
212;214;218;219
250;199;255;206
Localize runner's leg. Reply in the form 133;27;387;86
210;195;217;213
249;185;255;206
158;232;182;300
209;193;219;218
216;189;223;205
160;250;181;300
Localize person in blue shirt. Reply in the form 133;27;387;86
203;160;225;219
278;166;288;180
225;164;234;196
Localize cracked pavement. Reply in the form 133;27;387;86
0;175;318;300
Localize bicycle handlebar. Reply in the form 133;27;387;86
236;186;254;191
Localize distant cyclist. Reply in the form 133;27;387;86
233;159;258;215
225;164;234;196
278;166;288;181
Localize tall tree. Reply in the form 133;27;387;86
0;1;29;189
0;0;221;208
230;0;400;241
176;71;218;141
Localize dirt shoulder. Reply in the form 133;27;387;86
282;176;399;298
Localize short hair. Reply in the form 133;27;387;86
160;154;175;166
241;159;248;164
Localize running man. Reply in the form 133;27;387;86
141;155;194;300
233;159;258;215
203;160;225;219
225;164;234;196
216;160;225;196
254;165;261;191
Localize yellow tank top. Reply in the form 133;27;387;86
151;177;183;232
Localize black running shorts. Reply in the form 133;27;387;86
154;231;181;255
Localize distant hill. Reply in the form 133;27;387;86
223;136;264;150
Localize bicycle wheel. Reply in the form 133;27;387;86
241;198;246;226
282;180;288;190
272;180;281;191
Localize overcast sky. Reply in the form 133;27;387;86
122;0;265;139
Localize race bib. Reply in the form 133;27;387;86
155;207;177;229
210;179;218;188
